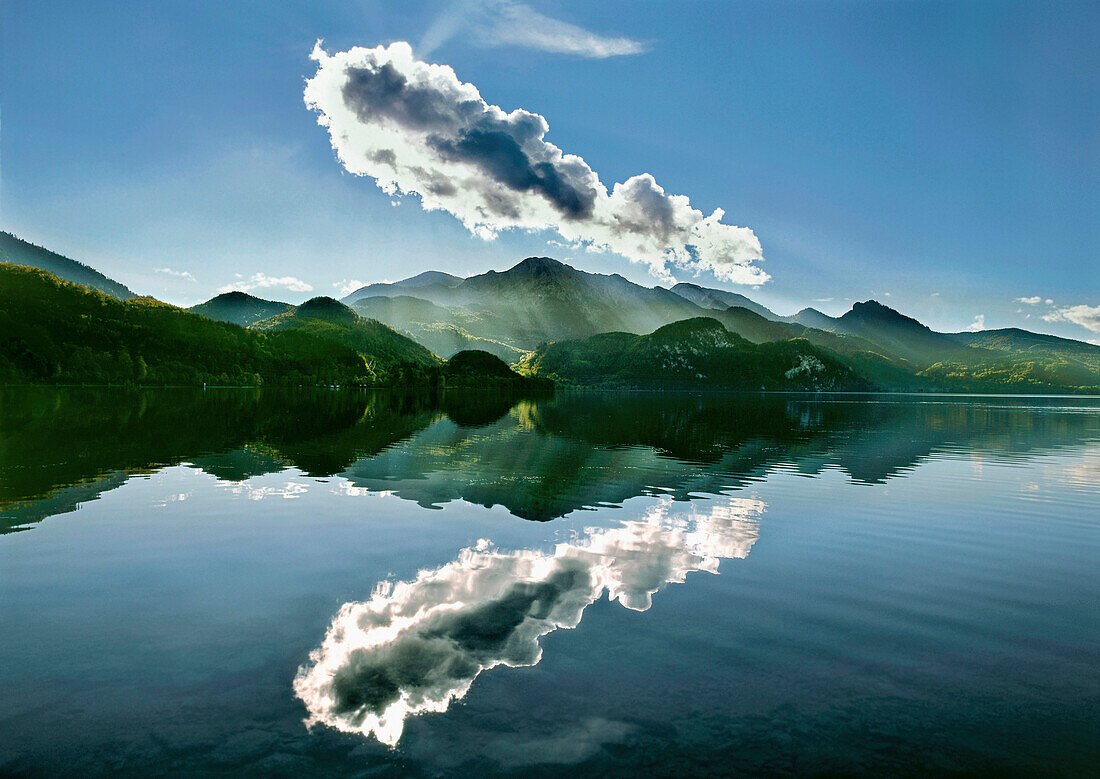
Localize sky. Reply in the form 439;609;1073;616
1;0;1097;339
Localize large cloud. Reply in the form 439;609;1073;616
304;42;767;285
294;497;764;745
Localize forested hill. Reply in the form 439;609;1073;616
0;264;370;386
0;264;547;391
189;291;293;327
520;317;868;390
0;232;134;300
249;296;442;373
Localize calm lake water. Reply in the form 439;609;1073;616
1;388;1098;776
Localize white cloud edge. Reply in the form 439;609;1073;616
1042;303;1100;333
334;278;366;297
154;267;197;282
218;272;314;294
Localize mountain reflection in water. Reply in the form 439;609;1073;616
1;387;1098;775
294;497;763;745
2;387;1098;531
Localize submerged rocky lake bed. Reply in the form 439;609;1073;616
1;388;1097;775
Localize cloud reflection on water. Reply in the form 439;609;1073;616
294;497;764;745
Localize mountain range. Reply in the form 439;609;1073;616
3;231;1098;392
330;256;1100;391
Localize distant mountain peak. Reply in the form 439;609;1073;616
652;316;728;338
851;299;902;315
844;299;929;330
214;290;271;303
189;290;293;327
297;296;357;322
398;270;464;288
672;281;700;291
506;256;570;275
340;270;463;303
669;280;780;321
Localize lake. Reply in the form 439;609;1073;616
1;388;1097;775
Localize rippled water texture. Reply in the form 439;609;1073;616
1;388;1098;775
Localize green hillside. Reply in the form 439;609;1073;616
443;349;552;391
251;296;442;380
0;264;370;386
351;295;526;362
918;358;1100;393
189;291;293;326
950;328;1100;372
829;300;974;367
713;307;927;388
0;231;134;300
520;317;868;390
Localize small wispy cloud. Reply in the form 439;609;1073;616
155;267;197;282
813;297;834;303
484;3;647;57
1015;296;1042;305
965;314;985;332
218;273;313;294
333;279;366;297
420;0;647;59
1043;304;1100;332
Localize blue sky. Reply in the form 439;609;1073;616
1;0;1097;338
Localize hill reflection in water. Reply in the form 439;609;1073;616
1;387;1098;774
2;387;1098;532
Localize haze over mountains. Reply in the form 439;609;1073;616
2;230;1098;393
329;256;1100;389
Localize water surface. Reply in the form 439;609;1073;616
1;389;1097;775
